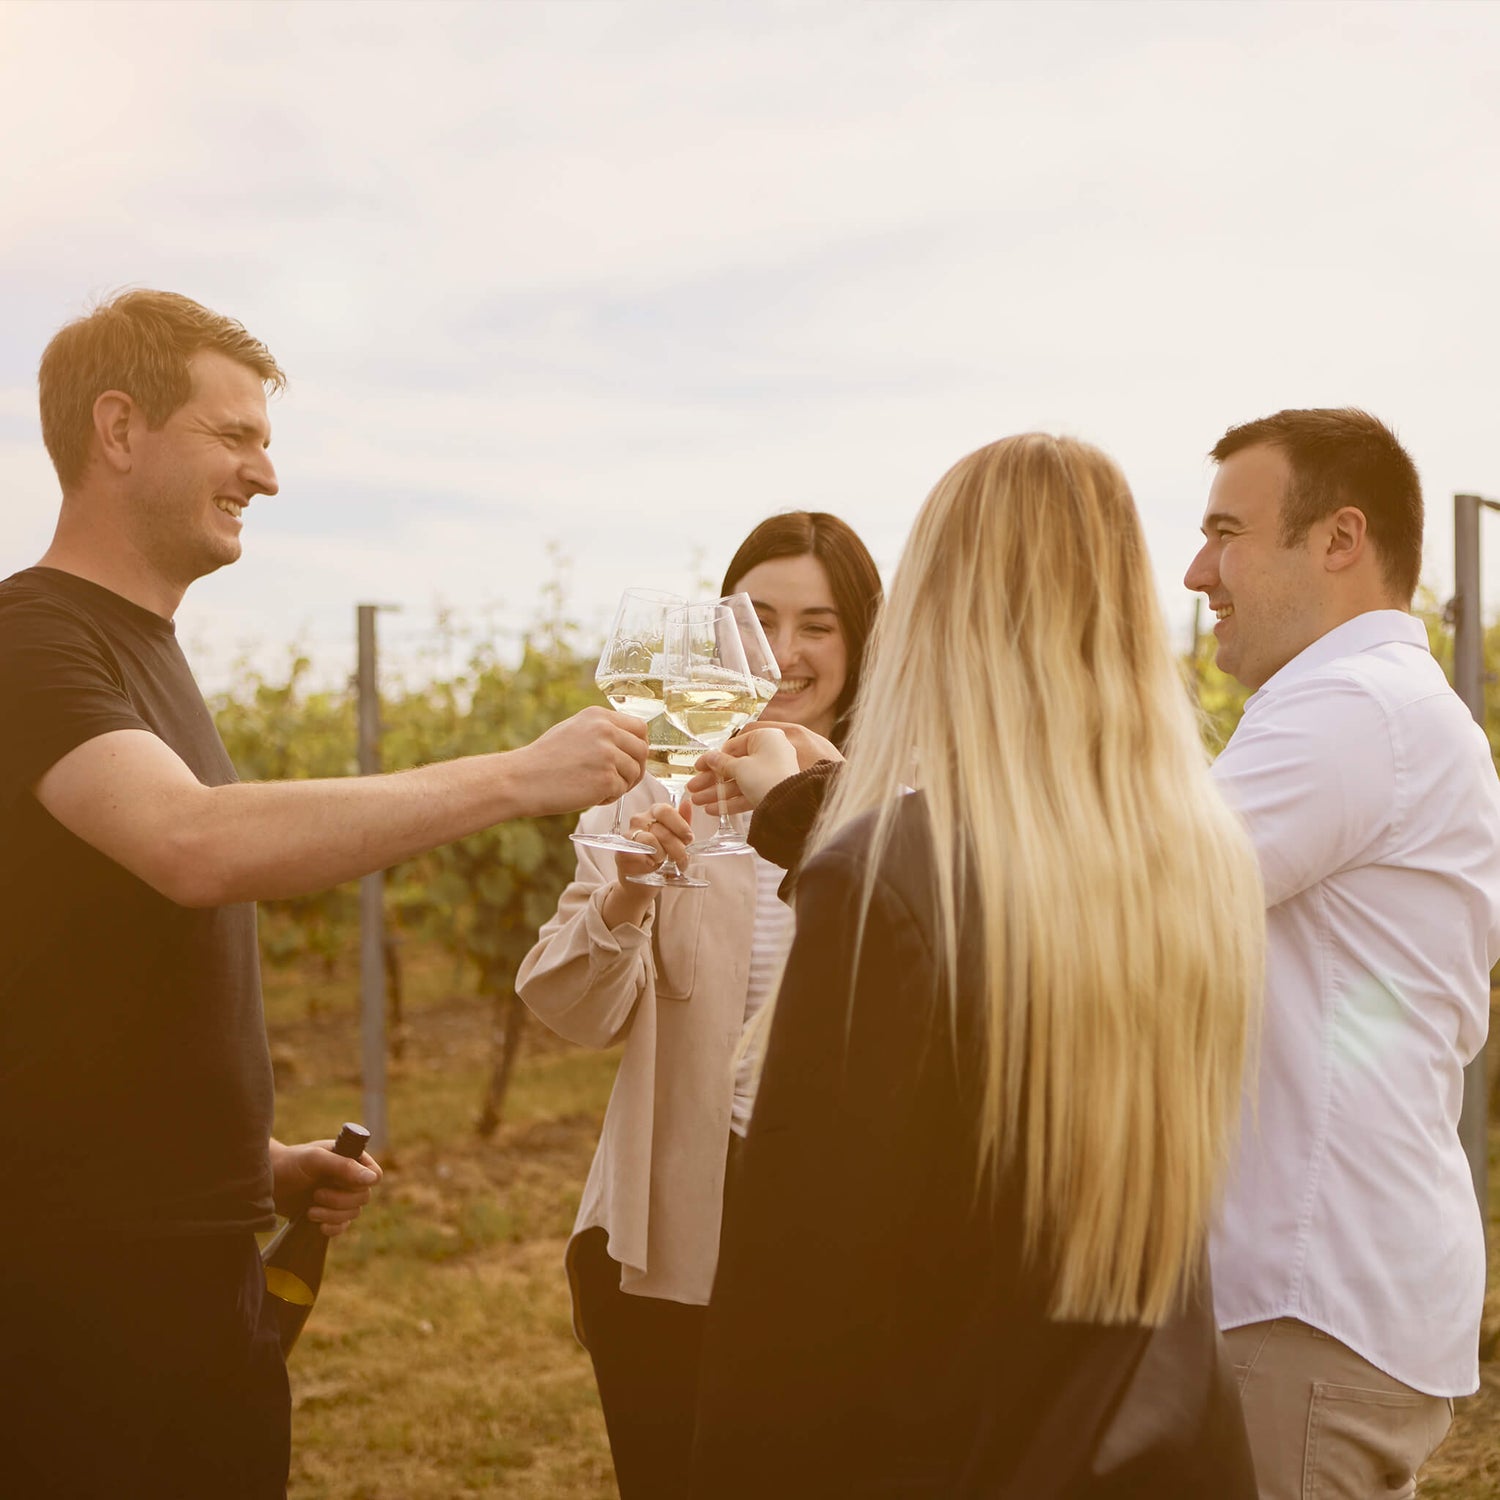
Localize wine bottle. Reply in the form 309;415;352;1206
262;1122;371;1356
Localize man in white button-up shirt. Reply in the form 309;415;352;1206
1185;407;1500;1500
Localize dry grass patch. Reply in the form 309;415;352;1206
264;955;1500;1498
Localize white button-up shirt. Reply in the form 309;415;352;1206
1209;609;1500;1396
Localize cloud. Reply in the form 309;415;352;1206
3;0;1499;690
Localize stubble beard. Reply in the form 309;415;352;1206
135;486;242;593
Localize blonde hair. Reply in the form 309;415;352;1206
807;433;1263;1325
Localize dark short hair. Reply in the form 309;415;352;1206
721;511;883;745
39;288;286;488
1210;408;1423;602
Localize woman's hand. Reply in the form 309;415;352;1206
601;797;694;926
762;721;843;774
614;799;694;879
687;726;810;814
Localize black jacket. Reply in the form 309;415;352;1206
691;794;1255;1499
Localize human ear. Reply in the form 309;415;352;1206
1323;506;1368;575
92;390;136;475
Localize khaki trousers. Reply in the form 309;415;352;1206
1223;1319;1452;1500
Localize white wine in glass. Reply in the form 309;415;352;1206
627;713;710;889
685;592;781;857
665;675;761;745
570;587;683;855
597;672;666;721
645;715;706;796
651;602;764;863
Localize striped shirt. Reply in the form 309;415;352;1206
730;852;796;1137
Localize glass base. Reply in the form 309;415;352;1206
626;864;708;889
687;833;754;857
570;830;653;854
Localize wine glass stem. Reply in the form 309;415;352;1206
717;777;733;835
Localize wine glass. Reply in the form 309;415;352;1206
686;592;780;856
625;713;711;890
723;590;782;711
658;602;762;860
570;587;683;854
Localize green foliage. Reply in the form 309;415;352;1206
1415;588;1456;679
1186;594;1500;770
386;597;596;1003
1414;587;1500;766
1185;636;1250;755
222;588;1500;1012
211;583;597;1007
212;653;360;979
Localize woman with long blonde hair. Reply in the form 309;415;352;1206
689;435;1264;1497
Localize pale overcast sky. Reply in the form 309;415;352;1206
2;0;1498;690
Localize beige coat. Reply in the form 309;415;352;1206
515;781;756;1320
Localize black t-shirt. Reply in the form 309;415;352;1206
0;567;275;1237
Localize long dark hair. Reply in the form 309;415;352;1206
721;511;882;746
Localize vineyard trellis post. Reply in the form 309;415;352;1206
1452;491;1499;1241
357;603;397;1156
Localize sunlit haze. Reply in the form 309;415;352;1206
3;0;1497;691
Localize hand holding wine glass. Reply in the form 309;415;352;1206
688;726;803;812
515;706;650;815
687;720;844;814
622;713;712;889
615;799;695;880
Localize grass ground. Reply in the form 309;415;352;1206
264;951;1500;1499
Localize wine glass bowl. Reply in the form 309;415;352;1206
571;588;683;855
645;715;707;796
596;638;667;721
664;670;760;747
661;602;768;858
722;592;783;709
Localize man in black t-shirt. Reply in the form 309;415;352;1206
0;290;648;1499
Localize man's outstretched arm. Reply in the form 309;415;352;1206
34;706;646;908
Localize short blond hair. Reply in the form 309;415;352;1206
39;288;285;488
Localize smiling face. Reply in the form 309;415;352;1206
1184;443;1328;691
126;349;279;588
730;552;849;738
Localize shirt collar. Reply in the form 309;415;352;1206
1245;609;1428;707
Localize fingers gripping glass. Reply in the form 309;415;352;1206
627;717;711;889
570;588;684;855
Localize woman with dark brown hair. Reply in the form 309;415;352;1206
514;511;881;1498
